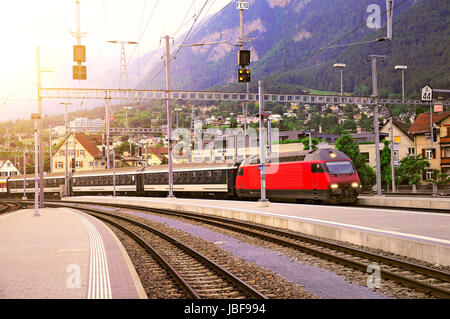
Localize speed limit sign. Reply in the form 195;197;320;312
421;85;433;101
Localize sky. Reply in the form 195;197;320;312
0;0;233;120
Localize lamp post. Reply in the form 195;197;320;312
394;65;407;100
369;54;387;196
333;63;346;96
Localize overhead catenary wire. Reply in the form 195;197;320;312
141;0;212;90
260;0;411;84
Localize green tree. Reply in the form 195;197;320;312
395;155;430;185
335;133;375;191
380;141;392;188
300;137;322;150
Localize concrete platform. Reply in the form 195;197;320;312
0;208;147;299
64;196;450;267
358;195;450;211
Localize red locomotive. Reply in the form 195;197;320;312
4;149;361;204
236;149;361;204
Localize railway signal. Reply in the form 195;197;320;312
238;68;251;83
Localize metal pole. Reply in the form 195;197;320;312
23;150;27;200
49;125;52;173
73;127;76;174
430;101;433;148
33;118;39;216
401;70;405;100
239;9;244;46
340;68;344;96
268;120;272;156
164;35;174;198
309;131;312;151
36;46;44;208
371;55;382;196
112;150;116;197
64;104;69;196
390;117;396;192
258;81;268;205
105;98;110;169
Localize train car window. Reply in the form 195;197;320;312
197;171;204;183
90;177;94;186
164;173;168;184
325;161;355;175
213;170;221;183
131;175;135;183
311;163;324;173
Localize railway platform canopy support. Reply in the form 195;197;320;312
39;87;450;106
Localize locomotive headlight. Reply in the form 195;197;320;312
351;182;359;188
330;183;339;189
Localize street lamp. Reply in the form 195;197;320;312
394;65;407;100
333;63;346;96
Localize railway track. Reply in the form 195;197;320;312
41;201;267;299
0;201;21;214
43;199;450;299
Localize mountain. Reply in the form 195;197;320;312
130;0;449;98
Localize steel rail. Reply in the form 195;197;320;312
53;199;450;298
44;201;268;299
85;211;201;299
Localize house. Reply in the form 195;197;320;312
408;111;450;181
380;119;414;166
145;147;168;166
0;159;20;177
52;133;105;172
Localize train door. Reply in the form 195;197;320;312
311;163;323;200
136;174;143;195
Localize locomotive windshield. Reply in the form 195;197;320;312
325;161;355;175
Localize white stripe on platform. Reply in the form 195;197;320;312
61;208;112;299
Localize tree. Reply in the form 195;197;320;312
335;133;375;191
380;141;392;188
300;137;322;150
395;155;430;185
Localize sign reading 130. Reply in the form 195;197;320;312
236;2;249;10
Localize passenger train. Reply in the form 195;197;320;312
1;149;362;204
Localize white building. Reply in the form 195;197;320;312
0;159;20;177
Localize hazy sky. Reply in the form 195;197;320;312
0;0;233;119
